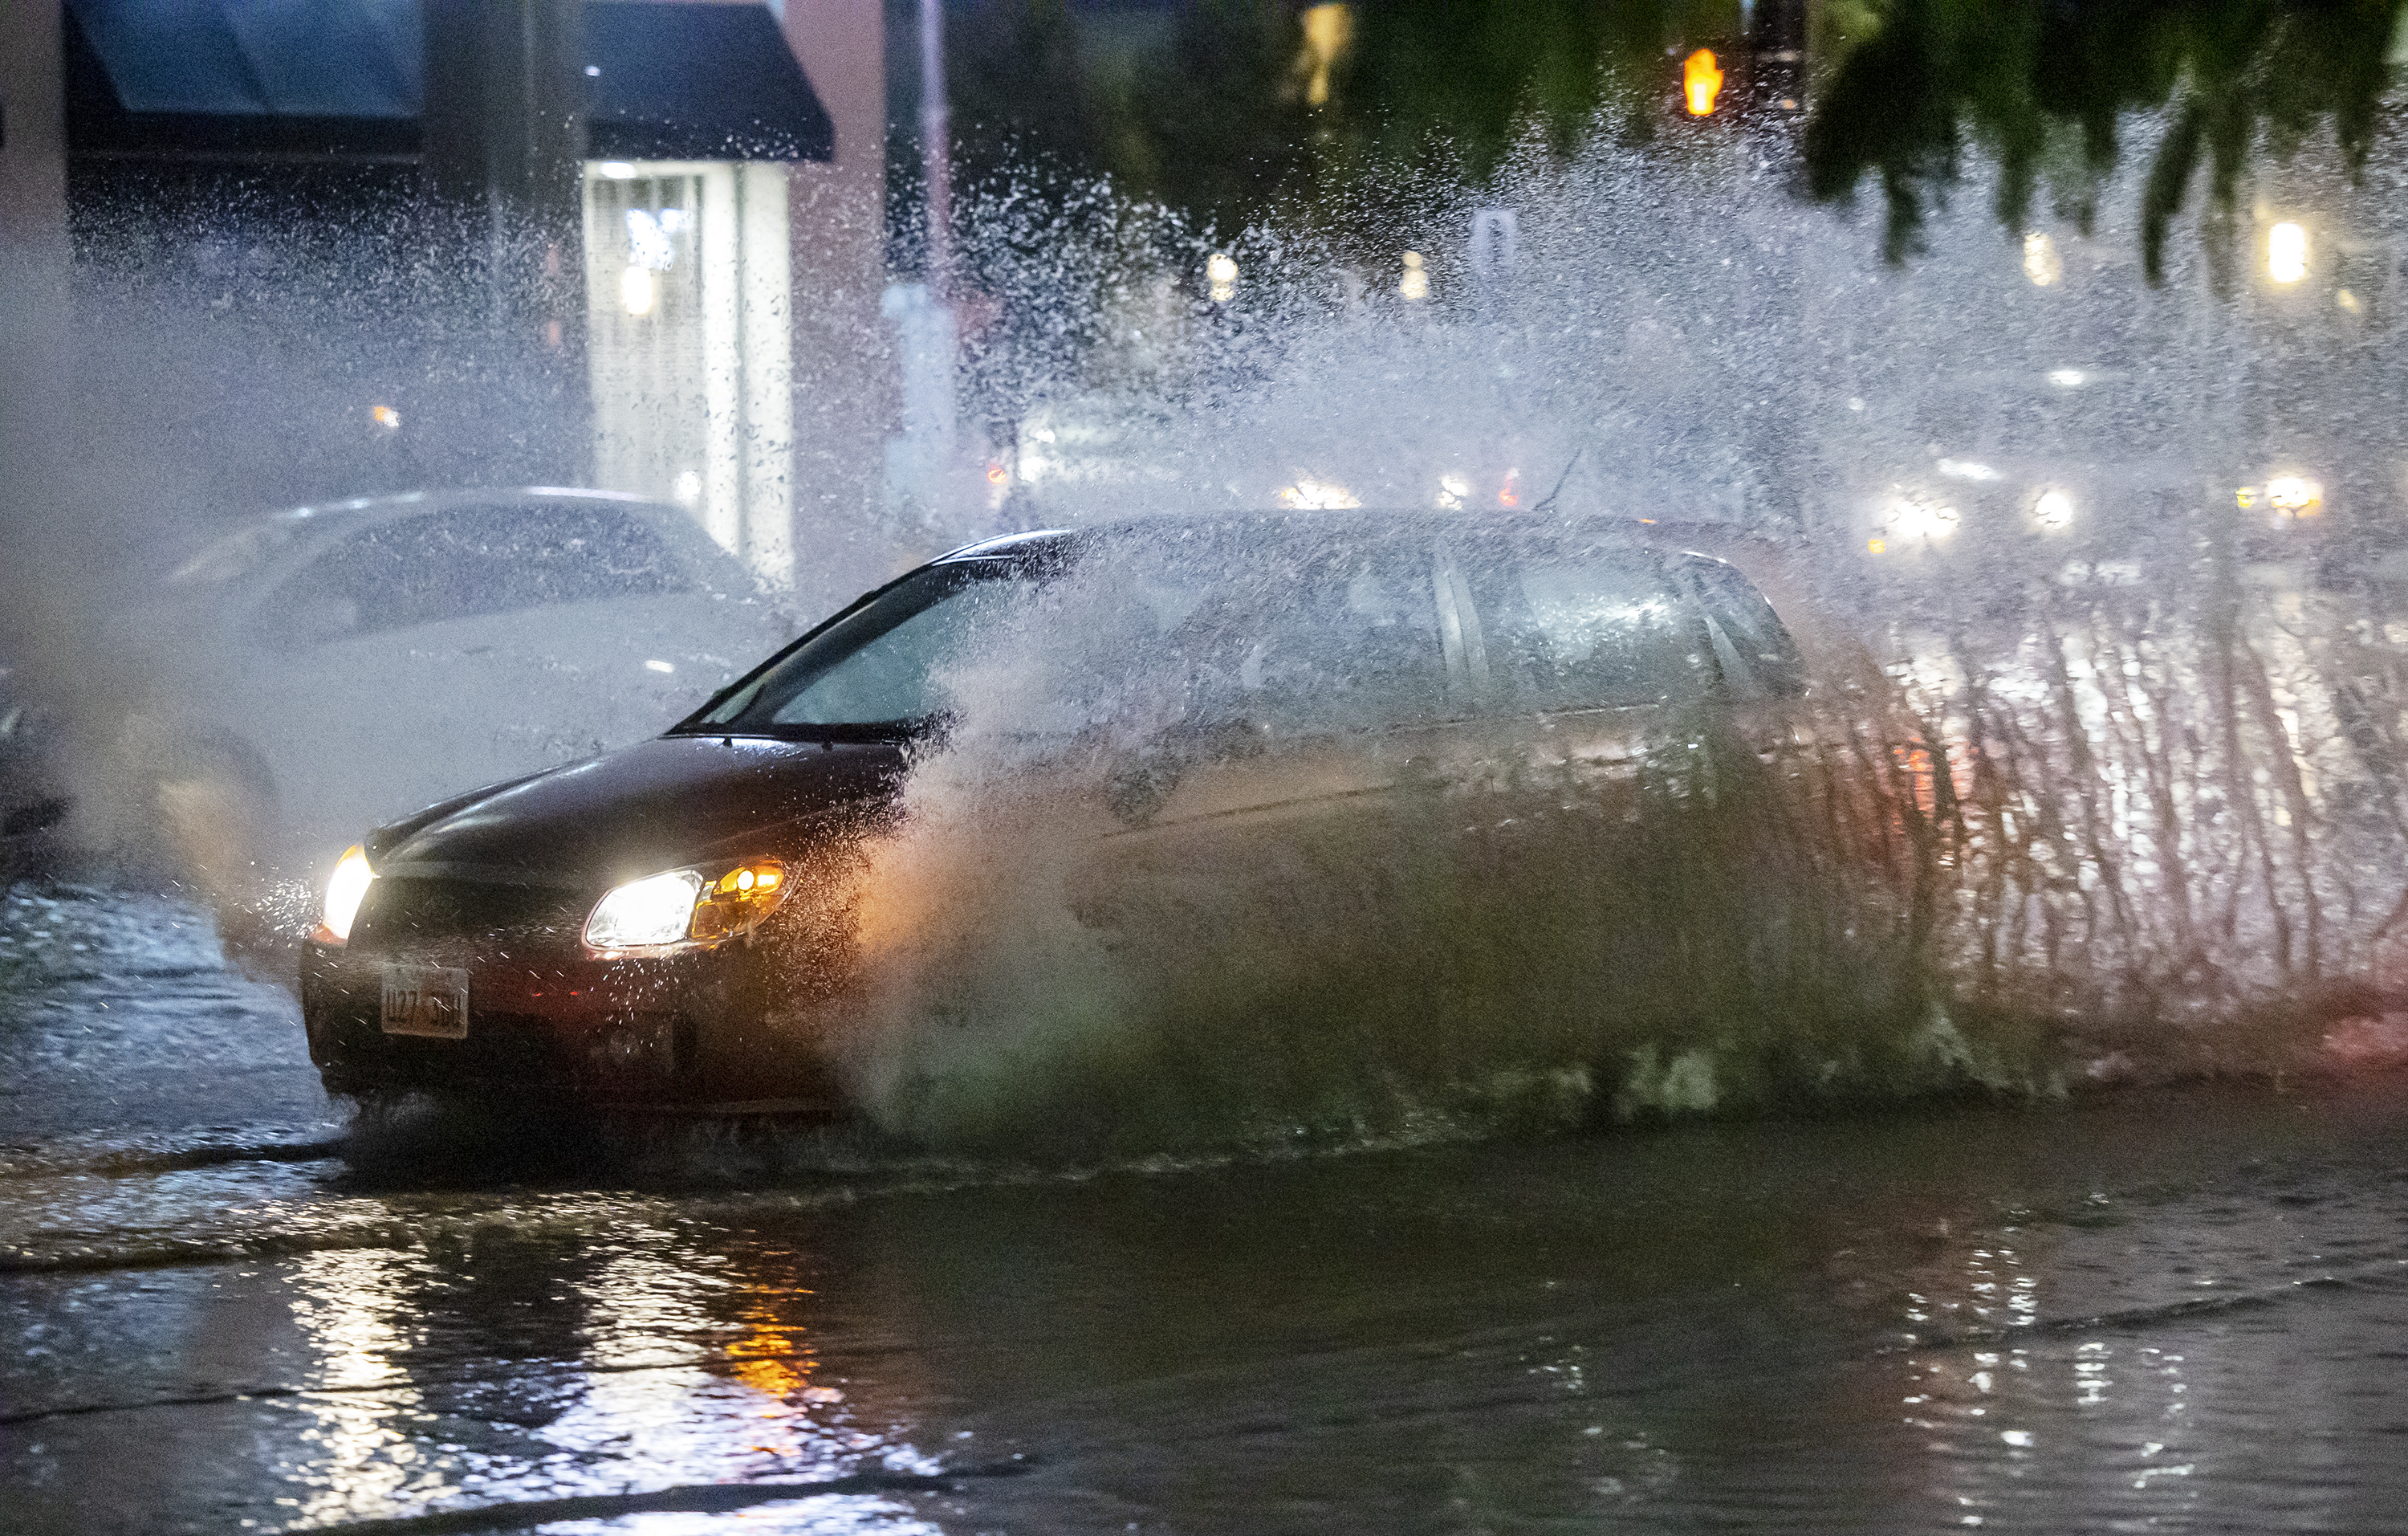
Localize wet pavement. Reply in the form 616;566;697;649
8;879;2408;1534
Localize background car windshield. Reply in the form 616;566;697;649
257;504;689;648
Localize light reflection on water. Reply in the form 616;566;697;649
12;1060;2408;1531
285;1249;429;1526
270;1225;943;1531
228;1092;2408;1530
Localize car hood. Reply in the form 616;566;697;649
368;734;907;886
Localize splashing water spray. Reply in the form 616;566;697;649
763;116;2408;1157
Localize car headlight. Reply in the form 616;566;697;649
584;858;788;956
317;843;376;945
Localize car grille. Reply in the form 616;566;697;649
354;874;588;949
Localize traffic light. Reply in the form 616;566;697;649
1683;48;1724;116
1674;0;1807;125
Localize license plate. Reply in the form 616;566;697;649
380;964;470;1039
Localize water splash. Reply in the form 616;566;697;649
799;125;2408;1153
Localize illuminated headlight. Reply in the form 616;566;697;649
317;843;376;945
584;869;705;951
2266;475;2322;514
583;858;788;957
1884;498;1961;542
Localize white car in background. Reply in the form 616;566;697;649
122;488;795;901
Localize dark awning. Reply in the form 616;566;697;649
65;0;833;163
585;3;832;163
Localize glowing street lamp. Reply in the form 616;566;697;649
620;264;657;316
2023;231;2062;287
1299;3;1352;108
1207;252;1239;304
1683;49;1723;116
2268;222;2308;284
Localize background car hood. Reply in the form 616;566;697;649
368;734;906;885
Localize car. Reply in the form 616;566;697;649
297;508;1894;1126
116;488;796;907
0;664;75;895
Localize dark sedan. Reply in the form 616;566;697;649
302;511;1865;1116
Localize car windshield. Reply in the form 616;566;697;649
686;540;1458;740
692;562;1037;736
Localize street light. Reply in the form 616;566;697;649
620;265;656;316
1299;3;1352;108
2268;222;2308;284
2023;231;2062;287
1207;253;1239;303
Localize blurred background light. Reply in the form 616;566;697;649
2267;474;2322;512
2023;231;2062;286
1207;252;1239;303
2269;222;2308;283
1277;479;1359;509
1887;498;1961;540
1683;49;1723;116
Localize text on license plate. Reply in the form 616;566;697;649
381;964;470;1039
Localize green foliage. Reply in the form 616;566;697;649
1803;0;2407;279
942;0;1313;240
934;1;2402;279
939;0;1743;241
1333;0;1738;170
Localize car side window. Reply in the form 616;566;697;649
1161;544;1450;733
1455;540;1716;712
258;505;687;647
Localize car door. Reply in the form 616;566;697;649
1013;536;1461;1098
1051;527;1802;1115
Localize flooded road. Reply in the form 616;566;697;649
9;882;2408;1534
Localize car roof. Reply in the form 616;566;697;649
930;507;1747;564
165;487;723;590
265;486;675;528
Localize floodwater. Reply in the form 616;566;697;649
9;882;2408;1534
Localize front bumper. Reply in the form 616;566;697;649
299;876;843;1111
